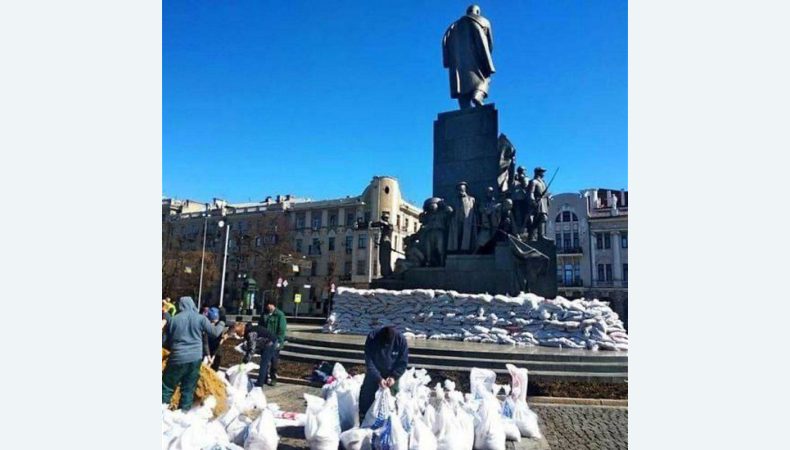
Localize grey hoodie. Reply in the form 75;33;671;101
164;297;224;365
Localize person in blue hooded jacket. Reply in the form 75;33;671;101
358;326;409;422
162;296;225;410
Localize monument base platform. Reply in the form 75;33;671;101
373;241;557;298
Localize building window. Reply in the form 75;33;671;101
358;234;367;249
346;213;355;227
310;261;317;276
296;215;305;229
414;222;418;233
623;263;628;281
621;232;628;249
405;218;409;230
573;232;579;248
295;239;303;253
344;261;352;275
574;263;581;282
356;260;366;275
254;236;261;247
328;237;336;251
327;261;335;275
555;233;561;246
312;216;321;229
556;211;579;223
345;235;353;254
556;265;563;283
562;211;571;222
596;234;603;250
329;214;337;227
605;264;613;281
312;238;321;255
364;211;371;223
597;264;605;281
563;232;571;249
604;232;611;249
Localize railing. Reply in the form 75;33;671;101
592;280;628;288
556;246;583;254
558;279;584;287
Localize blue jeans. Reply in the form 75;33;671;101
256;343;276;387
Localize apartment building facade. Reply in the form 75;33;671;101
162;176;421;316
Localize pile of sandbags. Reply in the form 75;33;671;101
325;288;628;351
325;362;541;450
162;362;289;450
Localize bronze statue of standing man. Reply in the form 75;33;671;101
527;167;550;241
442;5;495;109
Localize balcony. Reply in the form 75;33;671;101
556;246;583;255
558;279;584;287
592;280;628;288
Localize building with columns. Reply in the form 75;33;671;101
547;188;628;327
162;176;422;316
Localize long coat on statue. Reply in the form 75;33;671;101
448;194;477;252
442;14;496;99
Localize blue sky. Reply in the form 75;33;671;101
164;1;627;205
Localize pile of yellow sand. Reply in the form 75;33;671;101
162;348;228;417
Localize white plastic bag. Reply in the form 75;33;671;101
502;418;522;442
409;416;438;450
505;364;542;439
472;394;506;450
362;388;395;429
304;393;342;450
225;363;259;394
434;401;470;450
243;409;279;450
371;409;409;450
340;427;374;450
469;368;496;399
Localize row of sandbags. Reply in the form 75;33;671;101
325;288;628;351
308;362;542;450
162;362;304;450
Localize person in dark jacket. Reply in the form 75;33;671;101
241;322;279;388
358;326;409;422
201;307;227;371
162;296;225;410
259;300;287;386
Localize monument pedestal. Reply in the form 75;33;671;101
373;240;557;298
433;104;499;202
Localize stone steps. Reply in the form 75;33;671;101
279;349;628;383
287;334;627;363
283;341;627;374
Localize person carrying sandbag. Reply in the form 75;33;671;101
358;325;409;423
162;296;225;410
240;321;279;389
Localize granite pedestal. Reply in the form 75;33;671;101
433;103;499;202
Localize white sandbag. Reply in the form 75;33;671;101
340;427;373;450
434;401;470;450
408;416;438;450
243;409;279;450
225;363;259;394
502;418;522;442
469;368;497;399
371;408;409;450
504;365;541;439
225;414;252;445
304;393;341;450
362;388;395;429
472;394;506;450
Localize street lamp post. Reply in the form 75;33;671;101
218;219;231;308
197;203;209;309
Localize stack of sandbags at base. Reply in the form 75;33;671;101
311;362;542;450
325;288;628;351
162;361;304;450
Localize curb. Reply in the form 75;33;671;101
528;396;627;407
